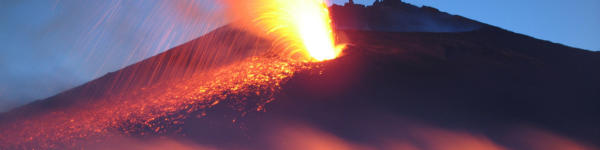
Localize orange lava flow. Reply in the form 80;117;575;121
0;57;312;149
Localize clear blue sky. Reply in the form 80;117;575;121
331;0;600;51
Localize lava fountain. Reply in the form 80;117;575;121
225;0;345;61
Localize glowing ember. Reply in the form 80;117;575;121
245;0;344;61
0;57;312;149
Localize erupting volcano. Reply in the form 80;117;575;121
1;0;599;150
0;0;346;149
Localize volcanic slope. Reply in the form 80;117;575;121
173;26;600;149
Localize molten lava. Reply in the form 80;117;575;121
230;0;344;61
282;0;342;61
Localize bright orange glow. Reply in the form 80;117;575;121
292;0;341;61
251;0;344;61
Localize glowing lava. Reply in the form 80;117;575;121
242;0;344;61
290;0;342;61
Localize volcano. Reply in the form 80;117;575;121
1;2;599;150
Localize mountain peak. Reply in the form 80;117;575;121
332;1;483;32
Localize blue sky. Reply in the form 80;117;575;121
0;0;598;111
0;0;227;111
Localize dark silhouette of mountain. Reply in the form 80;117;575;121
331;0;483;32
1;2;599;150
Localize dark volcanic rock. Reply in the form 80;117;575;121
330;1;483;32
173;26;600;149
